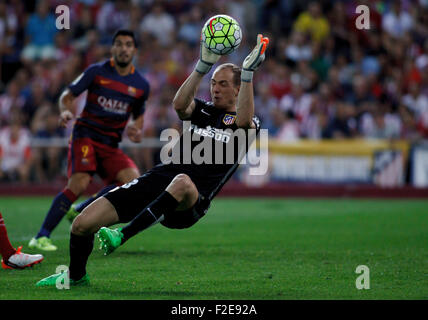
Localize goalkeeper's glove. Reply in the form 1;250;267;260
241;34;269;82
195;40;221;74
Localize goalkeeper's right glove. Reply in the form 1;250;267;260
195;40;221;74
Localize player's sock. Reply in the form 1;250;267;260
36;188;78;239
74;184;117;213
0;213;16;261
121;191;179;243
69;232;94;281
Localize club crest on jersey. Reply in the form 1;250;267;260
222;114;236;125
128;86;136;96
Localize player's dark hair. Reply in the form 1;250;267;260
112;29;138;48
215;63;241;87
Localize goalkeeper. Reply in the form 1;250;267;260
36;34;269;287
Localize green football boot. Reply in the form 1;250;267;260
36;272;90;287
28;236;57;251
65;205;80;224
97;227;124;255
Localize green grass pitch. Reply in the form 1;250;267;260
0;196;427;300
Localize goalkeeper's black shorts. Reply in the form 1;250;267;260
104;169;210;229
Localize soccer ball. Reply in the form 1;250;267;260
201;14;242;55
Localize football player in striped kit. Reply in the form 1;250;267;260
29;30;150;251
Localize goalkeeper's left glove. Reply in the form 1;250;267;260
241;34;269;82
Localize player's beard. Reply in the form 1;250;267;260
114;55;132;68
116;60;130;68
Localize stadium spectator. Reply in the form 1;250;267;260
225;0;258;38
0;1;18;44
139;3;175;47
0;111;32;183
322;102;357;139
254;82;278;134
382;0;414;38
360;108;402;140
402;81;428;138
309;41;331;82
53;31;74;63
402;82;428;118
416;107;428;138
284;31;313;63
346;75;375;113
279;78;313;124
415;42;428;73
293;1;330;43
22;81;47;127
268;63;291;100
96;0;131;41
0;79;25;126
11;68;31;96
398;103;421;140
327;1;352;56
0;1;22;84
177;6;203;47
275;110;300;142
31;104;65;182
412;2;428;43
142;56;168;100
259;0;296;35
21;0;58;63
334;54;356;87
300;84;335;139
71;4;95;42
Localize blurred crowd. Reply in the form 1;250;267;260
0;0;428;183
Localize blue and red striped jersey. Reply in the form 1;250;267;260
68;58;150;147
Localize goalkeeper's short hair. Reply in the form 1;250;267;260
215;63;242;87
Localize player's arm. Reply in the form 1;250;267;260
127;114;144;143
172;38;221;120
172;71;203;120
236;82;256;129
59;65;97;127
128;82;149;143
58;89;76;128
235;34;269;129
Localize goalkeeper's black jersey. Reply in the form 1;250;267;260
150;98;261;200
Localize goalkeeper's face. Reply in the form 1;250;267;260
210;68;239;111
111;35;136;67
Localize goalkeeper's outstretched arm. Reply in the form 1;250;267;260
235;34;269;129
236;80;256;129
172;71;203;120
173;37;221;120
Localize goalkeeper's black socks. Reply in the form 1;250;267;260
69;232;94;281
121;191;179;243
